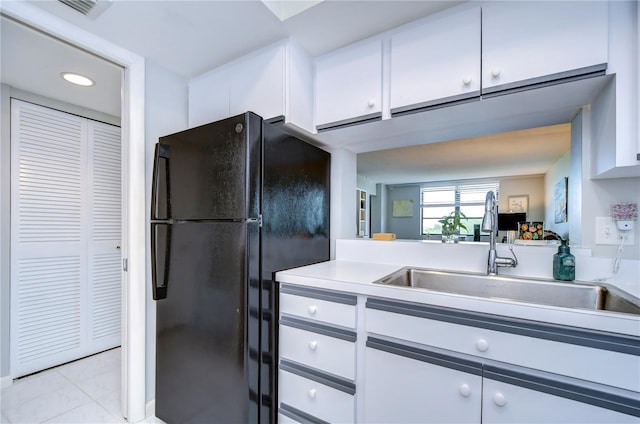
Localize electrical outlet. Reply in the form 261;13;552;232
595;217;635;245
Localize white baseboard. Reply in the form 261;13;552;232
1;375;13;389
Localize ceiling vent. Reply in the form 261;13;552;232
58;0;112;19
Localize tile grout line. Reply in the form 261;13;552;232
54;366;124;423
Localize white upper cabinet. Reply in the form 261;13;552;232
229;44;285;119
482;1;608;94
590;1;640;178
189;40;314;132
390;6;481;115
315;39;383;130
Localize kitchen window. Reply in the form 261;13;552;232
421;181;499;236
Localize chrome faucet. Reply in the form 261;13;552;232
481;191;518;275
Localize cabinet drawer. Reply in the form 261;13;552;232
279;369;355;423
280;323;356;379
280;285;357;329
366;298;640;392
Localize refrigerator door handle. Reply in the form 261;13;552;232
151;143;171;221
151;223;171;300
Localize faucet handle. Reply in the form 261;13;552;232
507;244;518;266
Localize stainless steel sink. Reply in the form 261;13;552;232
374;267;640;315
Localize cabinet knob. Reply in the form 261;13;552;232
308;340;318;351
490;68;502;78
308;389;317;400
367;98;376;108
459;383;471;397
308;305;317;315
462;76;472;86
493;392;506;407
476;339;489;352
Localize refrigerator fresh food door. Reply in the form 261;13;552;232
152;112;262;221
259;122;331;423
153;222;260;423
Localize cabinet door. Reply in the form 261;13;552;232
229;43;285;120
315;39;382;130
364;339;482;423
483;377;639;424
482;1;608;94
390;6;480;114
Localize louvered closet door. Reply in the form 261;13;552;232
88;122;122;350
10;100;121;378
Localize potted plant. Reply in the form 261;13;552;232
439;210;468;243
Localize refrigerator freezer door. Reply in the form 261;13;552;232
153;113;262;221
154;222;259;423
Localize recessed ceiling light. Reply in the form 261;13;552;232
61;72;95;87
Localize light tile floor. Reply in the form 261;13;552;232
1;348;124;424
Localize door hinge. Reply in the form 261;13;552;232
123;258;128;272
248;215;263;227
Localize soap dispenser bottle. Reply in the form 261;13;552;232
553;239;575;281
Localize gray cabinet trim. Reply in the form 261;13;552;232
390;91;481;117
366;297;640;356
367;336;483;376
280;284;357;305
316;112;382;132
280;359;356;395
484;365;640;418
280;314;357;342
481;63;607;98
279;403;330;424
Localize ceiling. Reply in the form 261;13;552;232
0;14;123;117
357;123;572;185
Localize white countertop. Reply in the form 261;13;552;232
277;242;640;337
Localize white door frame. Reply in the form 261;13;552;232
0;2;147;422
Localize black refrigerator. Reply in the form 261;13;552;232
150;112;330;424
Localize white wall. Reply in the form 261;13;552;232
582;105;640;260
386;185;421;239
329;148;357;256
143;62;188;405
499;176;545;222
0;84;120;384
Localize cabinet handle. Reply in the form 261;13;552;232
476;339;489;352
462;76;472;86
459;383;471;397
367;98;376;108
490;68;502;78
308;341;318;351
308;305;317;315
493;392;507;407
308;389;317;400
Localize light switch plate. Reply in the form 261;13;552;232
595;217;634;245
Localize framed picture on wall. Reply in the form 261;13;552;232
508;195;528;213
392;199;413;217
554;177;568;223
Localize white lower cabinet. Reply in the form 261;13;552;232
279;368;355;423
363;298;640;424
363;339;482;423
482;379;638;424
277;283;640;423
278;284;358;423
